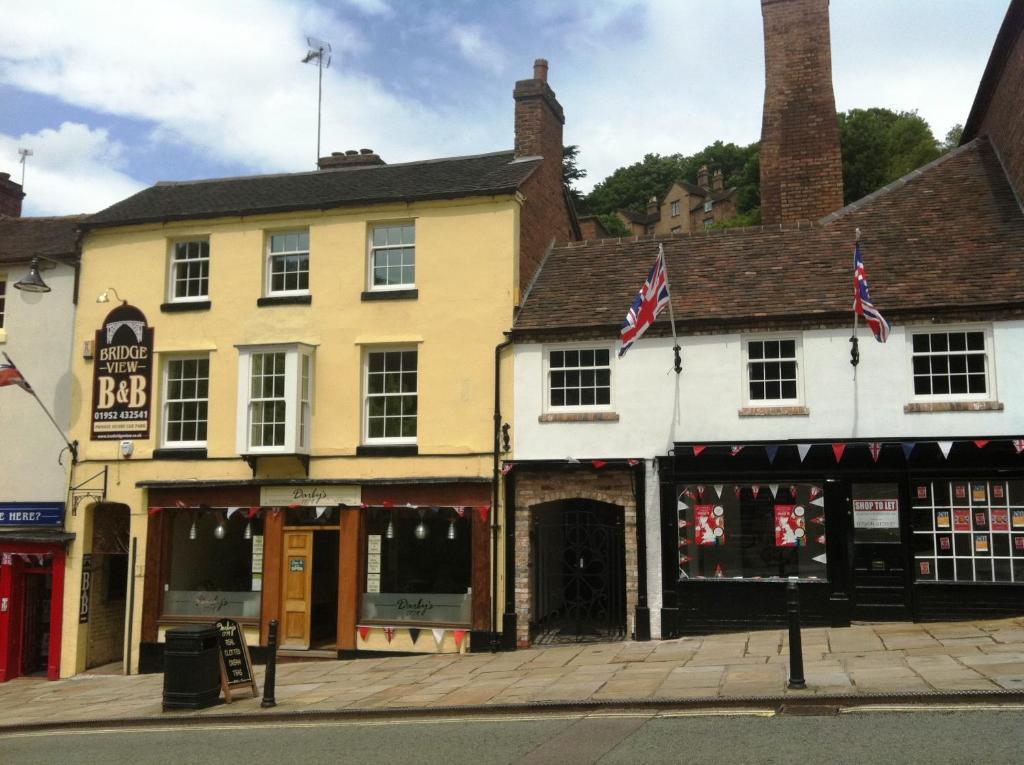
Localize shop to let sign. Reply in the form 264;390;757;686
853;499;899;529
91;304;154;440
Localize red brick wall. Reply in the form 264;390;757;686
759;0;844;224
972;4;1024;199
514;65;576;302
0;173;24;218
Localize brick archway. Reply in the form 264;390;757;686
513;469;638;646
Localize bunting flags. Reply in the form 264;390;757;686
797;444;811;462
592;459;607;469
902;442;915;459
974;440;989;449
475;505;490;523
1015;440;1024;454
765;445;779;464
500;463;513;476
869;442;882;462
358;626;371;642
383;627;397;644
832;443;846;463
408;628;421;645
693;445;706;457
432;629;446;647
627;459;641;466
730;445;744;456
938;441;954;459
453;630;468;650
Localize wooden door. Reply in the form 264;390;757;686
281;531;313;649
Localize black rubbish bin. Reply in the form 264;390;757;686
162;624;221;710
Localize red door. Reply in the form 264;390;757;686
0;544;65;682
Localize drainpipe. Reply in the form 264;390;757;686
490;338;512;650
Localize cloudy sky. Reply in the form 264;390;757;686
0;0;1009;216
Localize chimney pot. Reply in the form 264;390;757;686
317;150;386;169
360;148;374;155
533;58;548;81
345;149;359;156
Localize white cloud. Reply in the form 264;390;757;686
0;122;145;215
450;25;507;75
339;0;392;16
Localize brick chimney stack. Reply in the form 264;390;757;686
318;149;386;169
759;0;844;224
697;165;710;191
712;169;725;192
0;172;25;217
514;58;564;161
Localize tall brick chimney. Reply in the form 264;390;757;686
759;0;844;224
697;165;710;190
0;172;25;217
513;59;575;301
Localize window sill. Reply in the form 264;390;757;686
153;448;208;460
903;401;1003;413
160;300;211;313
361;288;418;302
539;412;619;423
738;406;809;417
257;294;312;307
357;444;419;456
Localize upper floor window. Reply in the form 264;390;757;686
266;231;309;295
0;276;6;330
703;219;714;230
703;199;713;213
370;223;415;290
911;328;990;399
670;200;681;217
162;356;209;447
548;347;611;409
365;349;417;442
670;226;682;234
169;240;209;301
236;344;314;454
745;338;800;404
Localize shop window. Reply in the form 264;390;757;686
162;510;262;619
912;479;1024;583
547;347;612;409
266;230;310;295
369;223;415;289
168;239;209;301
676;482;826;580
910;327;991;399
360;507;471;625
236;343;315;454
745;337;801;404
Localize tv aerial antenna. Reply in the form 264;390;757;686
301;36;332;167
17;147;33;188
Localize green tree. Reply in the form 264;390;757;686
838;108;941;204
584;153;689;215
562;145;587;208
942;123;964;150
595;213;631;236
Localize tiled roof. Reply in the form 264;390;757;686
618;209;659;225
0;215;84;264
514;138;1024;334
689;187;737;212
84;151;541;229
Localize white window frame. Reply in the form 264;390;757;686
236;343;315;455
368;222;416;291
703;199;714;213
742;335;804;407
906;324;995;403
265;230;310;297
670;200;681;217
363;346;418;444
167;238;210;302
161;355;210;448
542;344;614;413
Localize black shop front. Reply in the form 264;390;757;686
658;437;1024;637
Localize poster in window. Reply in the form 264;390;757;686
993;484;1005;500
916;485;928;500
694;504;725;545
971;483;988;503
991;509;1009;531
953;509;971;531
936;510;951;529
974;510;989;529
939;535;952;551
954;484;967;502
774;504;806;547
919;560;931;576
1015;536;1024;551
975;536;990;553
90;303;154;441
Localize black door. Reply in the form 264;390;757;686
531;501;626;643
849;482;911;620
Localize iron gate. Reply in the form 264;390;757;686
531;501;626;644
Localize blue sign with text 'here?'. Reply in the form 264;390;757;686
0;502;65;526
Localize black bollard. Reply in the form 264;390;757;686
786;580;807;690
261;619;279;708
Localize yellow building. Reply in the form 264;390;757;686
60;60;575;676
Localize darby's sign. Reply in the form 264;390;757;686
91;303;154;440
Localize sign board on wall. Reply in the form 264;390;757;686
260;485;360;507
79;554;92;624
91;303;154;440
853;499;899;529
0;502;65;526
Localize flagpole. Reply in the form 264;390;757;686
3;352;78;463
658;243;682;374
850;228;861;368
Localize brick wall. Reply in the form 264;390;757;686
513;469;638;646
759;0;844;224
0;172;24;218
514;60;576;301
85;554;127;668
971;3;1024;200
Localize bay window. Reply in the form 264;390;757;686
236;343;315;454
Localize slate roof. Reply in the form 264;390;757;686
514;138;1024;336
689;187;737;213
84;151;541;229
0;215;84;264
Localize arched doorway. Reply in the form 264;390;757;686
84;502;130;672
530;499;626;644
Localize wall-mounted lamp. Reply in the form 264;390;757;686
14;258;52;293
96;287;126;304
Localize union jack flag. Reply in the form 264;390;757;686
854;242;889;342
0;353;32;392
619;245;671;357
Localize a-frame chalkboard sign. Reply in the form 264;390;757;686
214;618;259;702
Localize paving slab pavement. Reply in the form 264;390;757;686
1;616;1023;731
